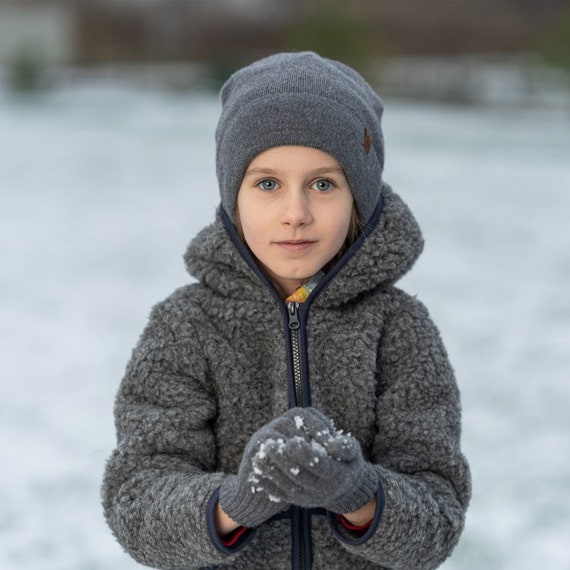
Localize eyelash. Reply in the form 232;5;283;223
255;178;336;192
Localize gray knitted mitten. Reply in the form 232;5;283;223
249;407;379;514
218;411;302;527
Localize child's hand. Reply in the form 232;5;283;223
218;408;310;527
249;407;379;514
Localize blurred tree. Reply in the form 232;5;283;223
284;0;384;73
7;46;48;92
536;5;570;70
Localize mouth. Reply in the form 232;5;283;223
274;239;317;253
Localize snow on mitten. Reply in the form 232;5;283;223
250;407;379;514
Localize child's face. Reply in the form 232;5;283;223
237;145;354;297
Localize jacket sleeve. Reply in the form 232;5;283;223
330;294;471;570
101;299;248;569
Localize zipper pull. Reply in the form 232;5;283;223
287;302;300;330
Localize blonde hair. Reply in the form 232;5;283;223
325;206;363;271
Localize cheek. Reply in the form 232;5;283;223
241;223;261;251
236;192;257;242
330;207;353;246
238;207;267;252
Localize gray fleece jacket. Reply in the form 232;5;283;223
102;184;471;570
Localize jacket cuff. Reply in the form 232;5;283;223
328;482;385;546
206;487;256;555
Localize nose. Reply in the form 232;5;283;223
282;188;312;227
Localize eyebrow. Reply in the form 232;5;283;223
243;166;345;178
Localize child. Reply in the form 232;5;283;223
102;52;471;570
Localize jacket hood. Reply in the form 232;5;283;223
184;184;424;307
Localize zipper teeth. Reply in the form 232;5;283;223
291;328;303;407
300;508;307;570
286;302;308;569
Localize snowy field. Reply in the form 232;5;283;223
1;77;569;569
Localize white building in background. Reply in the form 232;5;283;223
0;3;76;64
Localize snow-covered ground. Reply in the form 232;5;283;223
1;78;569;569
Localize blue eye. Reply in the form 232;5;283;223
312;179;334;192
258;179;279;191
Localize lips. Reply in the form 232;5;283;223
274;240;317;253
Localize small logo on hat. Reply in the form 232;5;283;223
363;129;372;155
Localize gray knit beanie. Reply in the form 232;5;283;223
215;51;385;225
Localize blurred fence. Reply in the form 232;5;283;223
0;0;569;105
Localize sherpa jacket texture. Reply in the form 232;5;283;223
102;184;471;570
